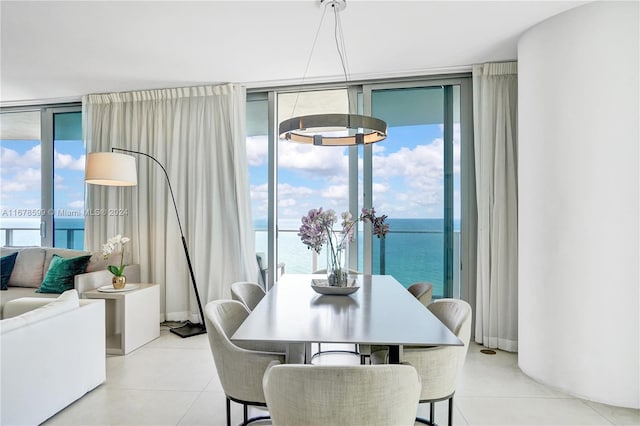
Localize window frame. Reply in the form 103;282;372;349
248;73;475;302
0;102;82;247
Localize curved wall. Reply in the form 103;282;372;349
518;1;639;408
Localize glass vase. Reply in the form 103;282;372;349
326;240;348;287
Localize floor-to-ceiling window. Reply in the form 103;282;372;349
276;89;352;273
0;105;84;249
364;82;464;298
246;76;472;295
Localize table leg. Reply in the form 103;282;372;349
304;342;312;364
388;345;403;364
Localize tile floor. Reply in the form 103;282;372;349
45;326;639;426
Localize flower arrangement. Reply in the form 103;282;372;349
359;207;389;239
102;234;130;277
298;207;388;286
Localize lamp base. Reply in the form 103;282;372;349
170;321;206;338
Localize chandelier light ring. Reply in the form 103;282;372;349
279;114;387;146
280;0;388;146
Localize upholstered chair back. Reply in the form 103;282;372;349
204;300;285;405
407;282;433;308
263;364;421;426
403;298;472;402
230;281;265;311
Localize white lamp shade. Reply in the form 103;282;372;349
85;152;137;186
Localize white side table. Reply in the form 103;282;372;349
84;283;160;355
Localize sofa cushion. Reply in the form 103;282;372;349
85;250;123;273
1;252;18;290
3;248;46;288
43;248;92;274
0;287;54;319
0;289;79;335
36;254;92;294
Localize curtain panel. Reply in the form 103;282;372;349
472;62;518;352
83;84;258;323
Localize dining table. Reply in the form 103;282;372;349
231;273;462;363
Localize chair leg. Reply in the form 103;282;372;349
448;396;453;426
415;402;435;425
243;403;248;426
226;398;231;426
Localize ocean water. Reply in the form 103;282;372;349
2;216;458;298
0;217;84;249
256;218;460;297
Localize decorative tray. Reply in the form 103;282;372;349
97;284;139;293
311;278;360;295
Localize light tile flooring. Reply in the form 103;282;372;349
45;326;639;426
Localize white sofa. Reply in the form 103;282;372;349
0;290;106;426
0;246;140;316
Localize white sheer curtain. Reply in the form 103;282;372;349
472;62;518;352
83;84;258;323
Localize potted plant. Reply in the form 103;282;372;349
102;234;130;289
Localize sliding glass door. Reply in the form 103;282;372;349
365;83;463;298
0;105;84;248
245;77;472;295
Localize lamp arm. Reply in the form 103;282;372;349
111;147;205;330
112;148;184;236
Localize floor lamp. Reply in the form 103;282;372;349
85;148;206;338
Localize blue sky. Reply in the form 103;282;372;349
1;123;460;228
247;122;461;225
0;139;86;215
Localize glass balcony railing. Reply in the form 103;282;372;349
0;227;41;247
257;226;461;298
0;224;84;250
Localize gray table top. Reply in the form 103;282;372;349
231;274;462;347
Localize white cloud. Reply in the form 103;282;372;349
321;184;348;202
1;145;40;171
250;182;318;219
278;183;313;198
246;135;268;167
277;140;348;181
1;168;40;192
68;200;84;208
374;140;444;195
54;152;85;171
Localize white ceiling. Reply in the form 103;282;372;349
0;0;589;105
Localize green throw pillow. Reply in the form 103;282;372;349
36;254;92;294
1;252;18;290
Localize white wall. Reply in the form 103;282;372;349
518;1;639;408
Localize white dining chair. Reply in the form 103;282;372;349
204;300;288;426
230;281;265;311
407;281;433;308
263;363;421;426
360;282;434;364
371;298;472;426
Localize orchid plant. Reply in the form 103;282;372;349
359;207;389;239
299;207;388;284
102;234;130;277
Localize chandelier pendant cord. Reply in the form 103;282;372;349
278;0;387;146
332;3;355;113
290;4;329;118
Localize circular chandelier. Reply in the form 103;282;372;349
278;0;388;146
279;113;387;146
